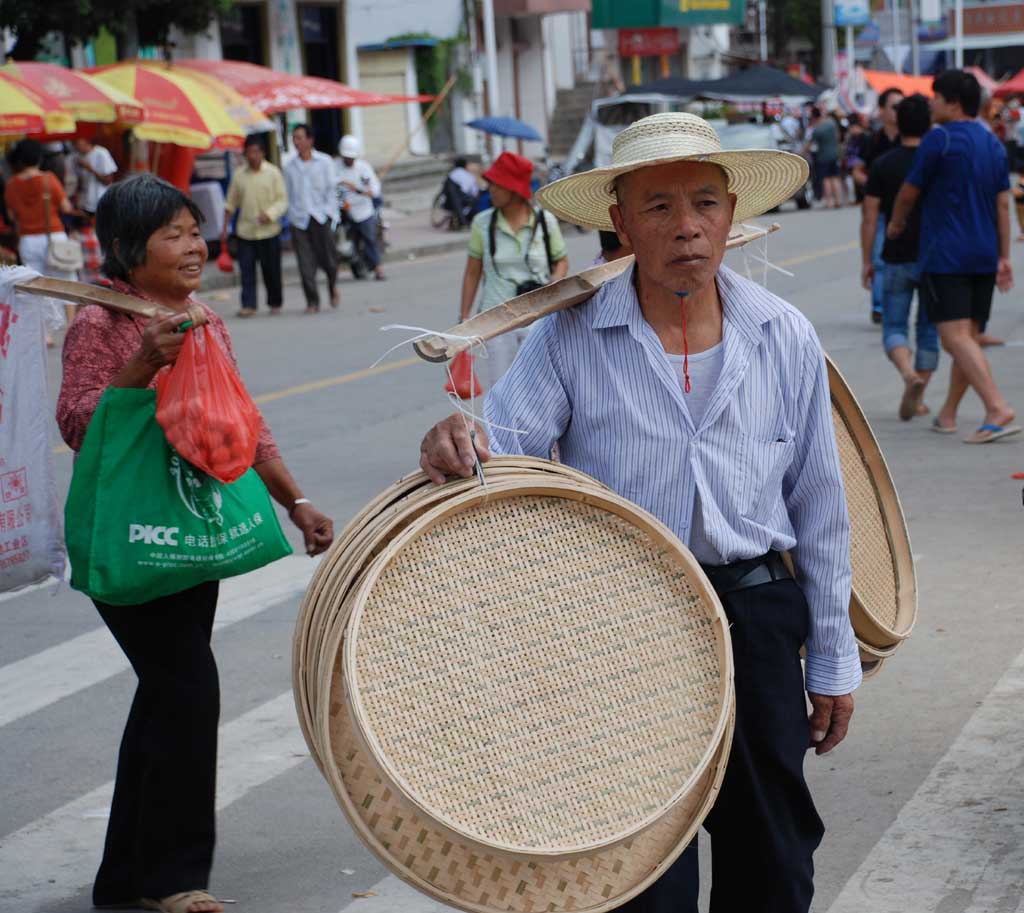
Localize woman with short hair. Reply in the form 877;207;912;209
57;174;334;913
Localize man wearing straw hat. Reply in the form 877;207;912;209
419;112;860;913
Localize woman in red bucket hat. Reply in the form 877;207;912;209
457;152;569;390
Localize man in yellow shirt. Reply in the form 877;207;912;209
221;135;288;317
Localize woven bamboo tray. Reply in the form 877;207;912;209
339;480;732;859
827;358;917;651
296;458;736;910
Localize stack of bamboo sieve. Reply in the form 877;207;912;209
827;359;917;680
293;456;736;913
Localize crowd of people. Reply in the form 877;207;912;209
0;127;390;324
856;68;1018;444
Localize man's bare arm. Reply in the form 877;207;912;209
860;195;880;291
887;182;920;238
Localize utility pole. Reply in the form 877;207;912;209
892;0;902;74
481;0;501;160
821;0;837;85
911;0;921;75
954;0;964;68
759;0;768;62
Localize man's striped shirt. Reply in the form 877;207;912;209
484;262;861;695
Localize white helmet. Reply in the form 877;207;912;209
339;135;361;158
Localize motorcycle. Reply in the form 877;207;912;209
335;199;388;280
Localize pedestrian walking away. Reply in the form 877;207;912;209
855;87;905;324
889;69;1020;444
804;106;842;209
459;151;569;389
336;135;386;281
72;136;118;217
57;174;334;913
5;138;85;338
421;112;860;913
221;135;287;317
286;124;340;314
861;93;940;422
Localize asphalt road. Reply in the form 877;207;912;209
3;201;1024;913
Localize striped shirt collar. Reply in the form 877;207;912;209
592;259;787;346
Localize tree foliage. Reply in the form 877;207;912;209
0;0;233;61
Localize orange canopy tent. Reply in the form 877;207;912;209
0;71;76;135
2;62;144;125
171;58;431;114
994;67;1024;98
862;70;934;98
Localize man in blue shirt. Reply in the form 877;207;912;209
889;69;1019;443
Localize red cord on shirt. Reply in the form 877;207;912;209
677;292;691;394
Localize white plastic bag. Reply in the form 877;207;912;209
0;267;66;593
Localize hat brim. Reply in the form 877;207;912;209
535;149;809;230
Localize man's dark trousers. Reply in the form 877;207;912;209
237;235;283;312
616;577;824;913
292;217;339;308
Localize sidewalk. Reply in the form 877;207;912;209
202;207;468;293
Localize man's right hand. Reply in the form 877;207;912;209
419;414;490;485
860;261;874;291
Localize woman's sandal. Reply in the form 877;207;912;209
141;891;224;913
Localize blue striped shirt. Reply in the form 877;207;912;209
484;262;861;696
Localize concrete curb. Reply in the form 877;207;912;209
201;235;469;293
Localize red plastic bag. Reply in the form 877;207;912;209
155;326;262;483
215;249;234;273
444;350;482;399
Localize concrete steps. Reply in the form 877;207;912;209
548;82;598;157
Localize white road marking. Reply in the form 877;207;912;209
0;555;316;730
0;691;308;910
826;645;1024;913
337;874;456;913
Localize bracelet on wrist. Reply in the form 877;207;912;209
289;497;311;517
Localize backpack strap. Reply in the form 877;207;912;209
537;208;554;275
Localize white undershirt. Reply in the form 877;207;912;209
665;342;725;565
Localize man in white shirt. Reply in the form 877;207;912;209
285;124;340;313
72;138;117;216
445;156;480;228
336;135;385;280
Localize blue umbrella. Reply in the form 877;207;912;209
465;116;543;142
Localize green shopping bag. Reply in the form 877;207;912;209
65;387;292;606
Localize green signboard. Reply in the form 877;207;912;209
661;0;745;26
592;0;745;29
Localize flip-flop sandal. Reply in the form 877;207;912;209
899;377;926;421
930;418;957;434
142;891;223;913
963;423;1023;444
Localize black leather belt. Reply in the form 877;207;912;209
700;551;792;596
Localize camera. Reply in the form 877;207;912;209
514;280;544;295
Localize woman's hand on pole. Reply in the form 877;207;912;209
112;311;189;388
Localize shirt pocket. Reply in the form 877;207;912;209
740;433;796;518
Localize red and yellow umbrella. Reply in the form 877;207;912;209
0;71;76;136
89;63;256;150
2;62;144;125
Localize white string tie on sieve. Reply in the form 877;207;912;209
737;226;794;286
371;324;530;490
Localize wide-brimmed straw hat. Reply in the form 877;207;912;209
536;112;809;230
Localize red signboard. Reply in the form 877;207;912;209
618;27;681;58
949;2;1024;35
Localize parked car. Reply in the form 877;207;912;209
715;121;814;211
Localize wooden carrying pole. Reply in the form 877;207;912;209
14;276;208;327
413;222;781;363
377;73;459;183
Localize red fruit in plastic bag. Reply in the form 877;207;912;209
216;250;234;273
155;325;262;483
